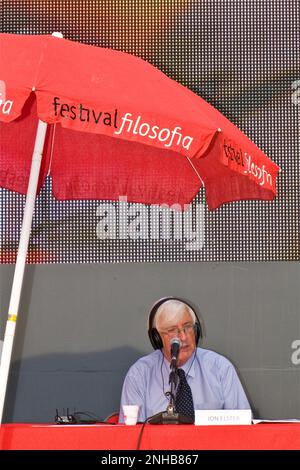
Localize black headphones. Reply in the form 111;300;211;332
147;297;202;350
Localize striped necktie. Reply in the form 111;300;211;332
175;368;195;421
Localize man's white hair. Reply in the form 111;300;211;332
154;299;196;331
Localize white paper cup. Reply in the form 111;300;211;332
123;405;139;425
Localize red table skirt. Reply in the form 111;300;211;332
1;423;300;450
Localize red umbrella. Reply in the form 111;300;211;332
1;33;279;209
0;33;280;421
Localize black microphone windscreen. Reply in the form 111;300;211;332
170;338;181;358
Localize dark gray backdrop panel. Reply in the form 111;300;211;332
0;262;299;422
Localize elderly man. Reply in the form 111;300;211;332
119;297;251;423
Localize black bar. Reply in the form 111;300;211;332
0;450;300;464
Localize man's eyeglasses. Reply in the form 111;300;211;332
160;323;195;338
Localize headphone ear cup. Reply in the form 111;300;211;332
194;322;202;345
149;328;163;350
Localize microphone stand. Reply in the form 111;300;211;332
161;360;181;423
148;358;193;424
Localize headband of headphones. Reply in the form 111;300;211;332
147;296;202;350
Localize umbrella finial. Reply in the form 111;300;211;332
52;32;63;38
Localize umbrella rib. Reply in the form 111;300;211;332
186;157;205;187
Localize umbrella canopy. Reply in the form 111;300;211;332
0;33;279;210
0;33;280;423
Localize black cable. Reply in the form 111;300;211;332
55;409;103;424
73;411;103;424
136;416;154;450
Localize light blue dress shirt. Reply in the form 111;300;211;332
119;348;251;422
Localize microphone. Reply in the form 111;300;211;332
170;338;181;368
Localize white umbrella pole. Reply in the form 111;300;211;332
0;119;48;423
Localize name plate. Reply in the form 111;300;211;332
195;409;252;426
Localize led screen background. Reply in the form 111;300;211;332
0;1;299;424
1;0;299;263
